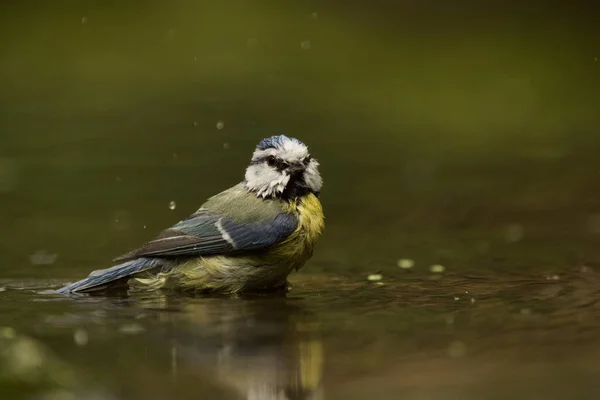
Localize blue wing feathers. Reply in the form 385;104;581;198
56;258;164;294
221;213;297;250
113;210;298;261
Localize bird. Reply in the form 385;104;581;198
57;134;324;295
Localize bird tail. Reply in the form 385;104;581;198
56;258;165;294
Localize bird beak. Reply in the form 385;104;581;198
287;163;305;175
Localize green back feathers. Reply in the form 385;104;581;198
202;183;290;223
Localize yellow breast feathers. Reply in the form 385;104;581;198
284;193;324;251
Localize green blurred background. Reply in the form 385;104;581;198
1;0;600;279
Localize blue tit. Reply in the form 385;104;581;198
57;135;324;295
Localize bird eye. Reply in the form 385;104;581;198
267;156;277;166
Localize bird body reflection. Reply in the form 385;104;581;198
133;294;324;400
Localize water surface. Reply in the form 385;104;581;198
2;269;600;400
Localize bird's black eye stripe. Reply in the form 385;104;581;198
303;155;311;165
253;155;287;170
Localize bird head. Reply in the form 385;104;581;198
244;135;322;199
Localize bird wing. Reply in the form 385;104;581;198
113;185;298;262
56;258;164;294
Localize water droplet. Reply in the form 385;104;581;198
0;157;18;193
247;37;259;49
73;329;88;346
447;341;466;358
367;273;382;282
504;223;524;242
169;201;176;210
476;240;490;254
112;210;132;231
216;120;225;130
300;40;311;50
0;327;16;338
397;258;414;269
430;264;445;273
81;16;88;24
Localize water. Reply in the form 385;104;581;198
2;271;600;400
2;1;600;398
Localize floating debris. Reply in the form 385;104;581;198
73;329;88;347
580;265;591;273
504;223;524;242
81;16;88;24
453;296;460;301
470;297;476;304
168;201;176;210
397;259;414;269
586;214;600;234
430;264;445;273
367;274;383;282
223;142;230;150
29;250;58;266
118;323;145;335
216;120;225;130
447;341;466;358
